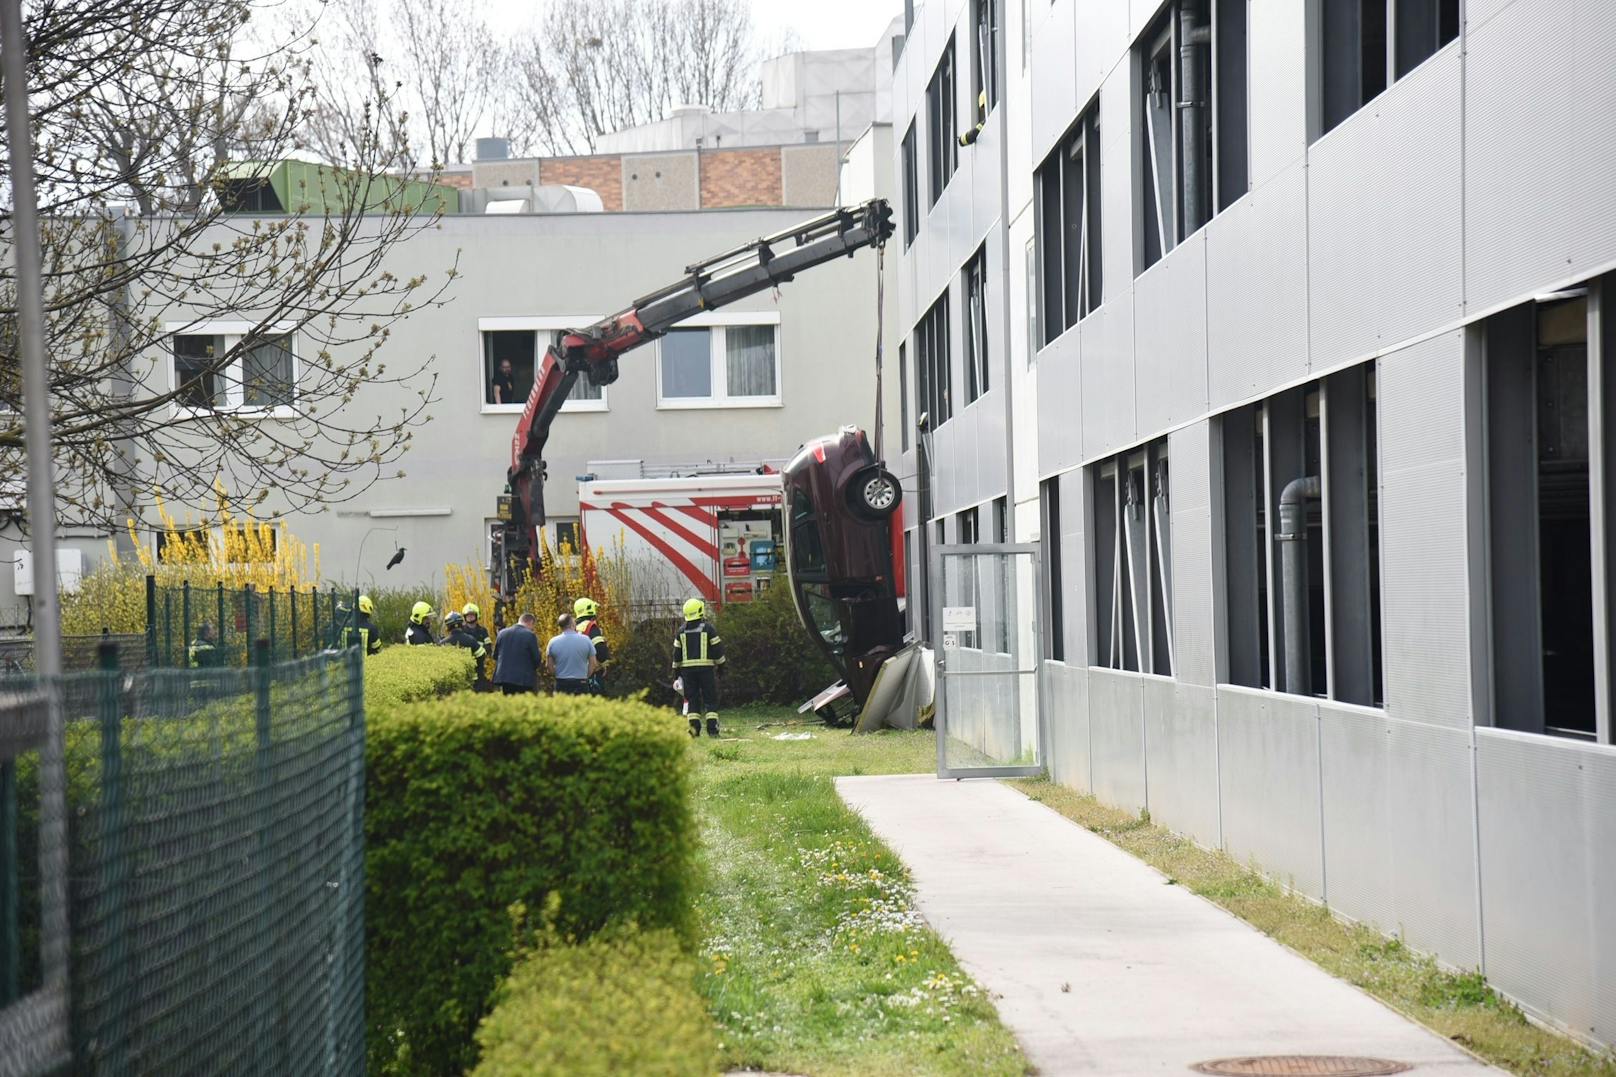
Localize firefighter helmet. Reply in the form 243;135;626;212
574;596;599;619
683;597;706;621
358;595;375;616
461;603;480;618
410;601;433;624
443;611;464;629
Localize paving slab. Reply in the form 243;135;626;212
836;774;1500;1077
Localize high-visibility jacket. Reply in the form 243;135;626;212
404;623;434;646
672;618;726;669
577;617;610;664
441;627;488;660
188;639;221;668
342;613;383;656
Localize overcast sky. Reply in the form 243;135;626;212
750;0;904;51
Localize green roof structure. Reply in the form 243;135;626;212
214;160;458;216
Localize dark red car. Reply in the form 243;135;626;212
782;426;905;710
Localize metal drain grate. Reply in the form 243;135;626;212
1190;1057;1412;1076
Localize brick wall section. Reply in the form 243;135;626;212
539;155;624;211
699;148;783;208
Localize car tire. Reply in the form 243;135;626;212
848;466;901;519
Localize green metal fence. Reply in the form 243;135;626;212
145;580;362;668
1;640;366;1074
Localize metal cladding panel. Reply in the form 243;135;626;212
1059;468;1091;664
1074;0;1128;110
1081;290;1137;459
1464;0;1587;313
1128;0;1164;40
1465;0;1518;30
1143;680;1221;847
971;120;1004;246
1045;662;1092;793
1377;335;1472;728
949;159;976;270
1133;234;1210;436
1477;730;1616;1045
1037;328;1084;476
1246;0;1309;187
1206;160;1310;409
1087;668;1148;812
1099;66;1135;305
1573;0;1616;284
1216;688;1325;899
1321;708;1481;968
1169;423;1217;686
1030;0;1079;162
1307;49;1463;371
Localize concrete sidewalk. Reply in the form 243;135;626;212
836;775;1499;1076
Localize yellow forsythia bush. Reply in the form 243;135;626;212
471;927;716;1077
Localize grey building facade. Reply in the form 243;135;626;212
894;0;1616;1049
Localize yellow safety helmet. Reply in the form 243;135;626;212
461;603;480;618
358;595;375;616
574;596;599;619
410;601;433;624
683;597;706;621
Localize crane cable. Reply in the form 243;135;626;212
872;241;886;462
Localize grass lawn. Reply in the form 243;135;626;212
692;705;1028;1077
1011;778;1616;1077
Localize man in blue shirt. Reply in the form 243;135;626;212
545;613;600;695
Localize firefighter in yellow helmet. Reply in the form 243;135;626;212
342;595;383;656
573;596;609;693
672;597;725;738
405;601;436;646
459;604;491;686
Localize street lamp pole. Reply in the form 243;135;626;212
355;526;398;587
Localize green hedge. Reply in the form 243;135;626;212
471;927;717;1077
364;692;698;1075
362;644;473;710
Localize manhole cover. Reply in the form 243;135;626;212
1190;1058;1411;1076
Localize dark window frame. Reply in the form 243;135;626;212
1035;98;1102;346
901;122;920;247
963;245;991;403
1317;0;1459;139
926;37;959;207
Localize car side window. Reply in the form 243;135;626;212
789;490;827;577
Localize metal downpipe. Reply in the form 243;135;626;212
1278;475;1321;695
1178;1;1211;238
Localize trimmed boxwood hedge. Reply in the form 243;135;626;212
364;692;698;1075
362;644;474;710
471;926;716;1077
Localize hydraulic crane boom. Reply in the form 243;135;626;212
497;197;894;592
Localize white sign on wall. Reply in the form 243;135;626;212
942;606;976;632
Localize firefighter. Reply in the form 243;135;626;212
573;596;609;693
405;601;436;646
672;597;725;739
459;604;492;686
342;595;384;656
188;623;222;668
440;611;489;662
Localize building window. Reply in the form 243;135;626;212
993;495;1008;542
1478;291;1608;741
1036;98;1101;346
926;37;958;206
1041;476;1064;661
1092;439;1172;675
480;318;611;414
899;341;911;451
1317;0;1457;139
656;320;781;408
916;292;952;428
901;122;919;247
963;246;990;403
553;519;581;553
1137;0;1248;273
1220;363;1382;703
171;329;296;413
969;0;1001;126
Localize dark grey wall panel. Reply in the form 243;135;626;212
1216;688;1325;898
1477;729;1616;1044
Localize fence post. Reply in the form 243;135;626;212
244;585;255;665
162;589;173;668
144;574;157;667
251;638;277;1064
181;580;192;661
311;589;321;654
0;755;14;1006
290;588;300;660
97;640;130;1071
267;587;277;663
216;582;226;664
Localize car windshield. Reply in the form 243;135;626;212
799;582;848;653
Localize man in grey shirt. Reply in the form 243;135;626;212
493;613;543;695
545;613;600;696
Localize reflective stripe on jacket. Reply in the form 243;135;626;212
672;619;725;669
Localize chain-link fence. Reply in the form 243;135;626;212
146;581;361;669
1;641;365;1074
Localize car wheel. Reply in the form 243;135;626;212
849;466;901;519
